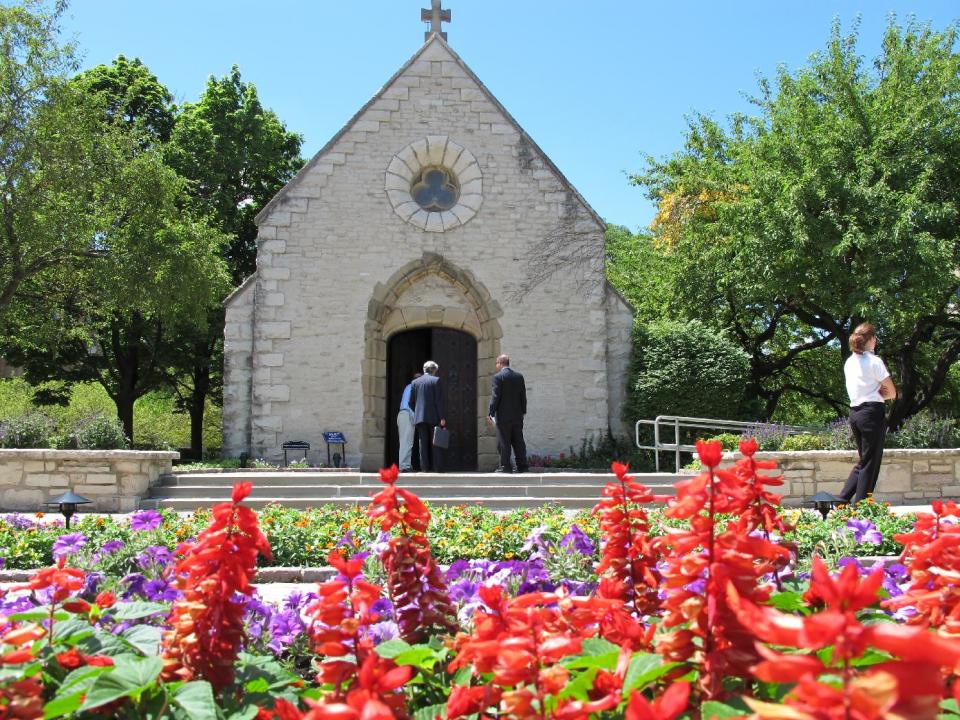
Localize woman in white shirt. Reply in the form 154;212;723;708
838;323;897;504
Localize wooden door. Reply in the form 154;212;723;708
431;328;477;471
386;329;430;469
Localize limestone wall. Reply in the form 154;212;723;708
739;449;960;504
0;450;178;513
229;36;621;470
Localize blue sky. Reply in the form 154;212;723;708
60;1;957;231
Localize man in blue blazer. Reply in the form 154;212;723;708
487;354;528;473
409;360;446;472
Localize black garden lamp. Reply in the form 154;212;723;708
48;490;92;530
807;491;842;521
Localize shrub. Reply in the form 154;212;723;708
779;433;830;451
0;412;55;448
706;432;741;451
889;411;960;449
824;417;857;450
624;319;758;424
66;414;129;450
742;422;793;451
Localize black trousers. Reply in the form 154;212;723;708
839;402;887;503
416;423;443;472
496;419;528;472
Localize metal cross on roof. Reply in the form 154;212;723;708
421;0;451;41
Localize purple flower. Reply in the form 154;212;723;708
83;571;103;597
267;609;305;654
560;525;595;556
136;545;173;570
121;572;147;599
846;519;882;544
52;532;87;560
130;510;163;531
3;514;33;530
100;540;125;556
369;531;391;555
143;578;180;602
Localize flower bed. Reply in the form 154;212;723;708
0;441;957;718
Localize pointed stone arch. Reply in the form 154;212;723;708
361;252;503;471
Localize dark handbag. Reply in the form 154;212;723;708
432;426;450;449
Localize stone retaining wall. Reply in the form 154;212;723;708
0;450;179;513
737;448;960;504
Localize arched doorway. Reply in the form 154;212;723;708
386;327;478;471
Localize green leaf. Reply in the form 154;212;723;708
226;708;260;720
623;653;675;695
393;646;440;670
112;601;169;620
562;651;619;671
558;667;597;702
120;624;162;656
9;609;69;622
375;638;414;659
244;678;270;694
44;666;110;719
451;667;472;685
51;618;95;644
413;702;448;720
79;656;163;711
701;700;750;718
939;698;960;718
767;591;807;613
173;681;218;720
579;637;620;656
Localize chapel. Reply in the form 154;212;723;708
222;3;635;471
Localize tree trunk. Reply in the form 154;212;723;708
115;386;135;444
188;364;209;458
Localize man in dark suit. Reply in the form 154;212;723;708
487;353;528;473
409;360;446;472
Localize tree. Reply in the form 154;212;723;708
633;18;960;427
3;143;230;441
604;224;678;325
162;67;302;455
0;2;108;326
168;66;303;282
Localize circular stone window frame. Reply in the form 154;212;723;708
385;135;482;233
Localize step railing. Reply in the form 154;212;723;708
634;415;814;473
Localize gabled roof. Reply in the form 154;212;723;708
256;33;605;230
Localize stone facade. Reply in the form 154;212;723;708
724;448;960;505
0;450;178;512
223;35;634;470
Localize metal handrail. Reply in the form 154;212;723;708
634;415;814;473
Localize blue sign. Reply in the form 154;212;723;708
323;431;346;444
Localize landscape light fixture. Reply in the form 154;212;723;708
47;490;92;529
807;491;842;521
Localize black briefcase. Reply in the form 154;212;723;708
432;426;450;449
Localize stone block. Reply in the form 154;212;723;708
878;464;911;492
120;474;150;495
460;88;484;102
85;473;118;485
904;491;925;499
23;461;46;472
930;463;953;473
113;461;142;474
260;267;290;281
1;487;45;510
815;461;851;481
259;353;284;367
259;322;292;339
0;466;22;486
816;481;845;494
263;292;285;306
914;473;953;489
912;460;930;473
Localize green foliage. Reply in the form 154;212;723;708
0;411;55;448
632;18;960;426
65;414;129;450
779;433;830;451
707;432;742;451
625;319;757;424
783;499;913;563
604;224;678;325
889;410;960;449
0;378;222;450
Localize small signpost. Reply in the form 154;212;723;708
323;431;347;468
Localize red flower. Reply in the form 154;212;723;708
161;482;271;692
95;591;116;609
695;439;723;468
625;682;690;720
12;558;85;603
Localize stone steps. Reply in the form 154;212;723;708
144;471;682;511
